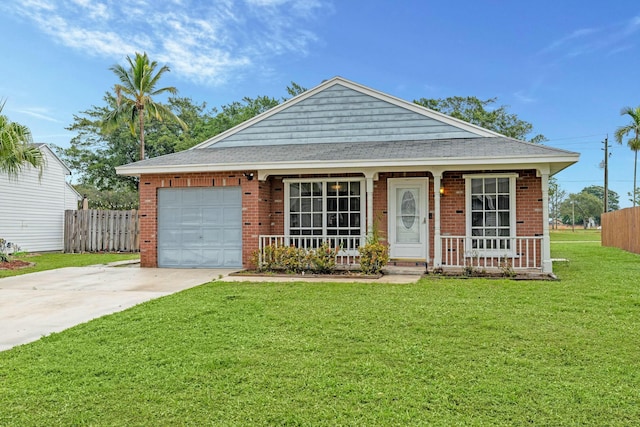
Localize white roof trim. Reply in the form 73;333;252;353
35;143;72;175
191;76;502;150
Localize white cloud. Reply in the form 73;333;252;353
513;90;536;104
15;107;61;123
539;16;640;59
5;0;332;85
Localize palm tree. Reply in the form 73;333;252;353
0;100;44;176
614;106;640;207
104;52;187;161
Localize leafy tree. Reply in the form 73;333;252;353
559;192;603;227
628;188;640;206
0;100;44;176
103;52;187;161
285;81;308;98
614;106;640;207
74;183;138;210
60;94;210;191
582;185;619;212
413;96;546;142
548;177;566;229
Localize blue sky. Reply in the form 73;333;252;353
1;0;639;207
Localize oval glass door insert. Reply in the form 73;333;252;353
401;190;416;229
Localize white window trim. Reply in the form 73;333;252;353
463;173;518;257
283;178;365;240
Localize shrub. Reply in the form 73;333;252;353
358;228;389;275
309;241;337;274
254;244;308;274
275;245;308;274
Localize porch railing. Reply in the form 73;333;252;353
440;236;543;271
259;235;365;267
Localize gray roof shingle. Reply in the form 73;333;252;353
119;137;577;170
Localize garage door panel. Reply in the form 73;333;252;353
202;207;223;225
223;228;242;245
179;208;204;224
160;209;182;223
181;190;204;206
223;189;242;204
158;187;242;268
159;190;180;204
222;207;242;225
223;250;242;266
202;227;222;242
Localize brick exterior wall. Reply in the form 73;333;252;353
138;169;543;269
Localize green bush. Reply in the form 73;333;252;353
275;246;308;273
358;232;389;275
309;241;337;274
254;244;308;274
254;241;338;274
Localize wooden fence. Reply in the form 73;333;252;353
601;207;640;255
64;209;140;253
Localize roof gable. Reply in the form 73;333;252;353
194;77;501;149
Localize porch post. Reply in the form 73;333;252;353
433;171;442;269
364;173;375;234
540;170;552;273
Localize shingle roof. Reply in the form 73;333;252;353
119;137;578;170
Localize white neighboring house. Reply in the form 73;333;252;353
0;143;82;252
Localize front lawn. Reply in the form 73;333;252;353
550;228;601;241
0;252;140;279
0;243;638;425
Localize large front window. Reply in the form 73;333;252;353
285;179;364;249
465;174;517;252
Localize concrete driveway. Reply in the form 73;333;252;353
0;262;236;352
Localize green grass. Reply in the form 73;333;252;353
1;244;639;425
0;252;140;278
550;228;601;241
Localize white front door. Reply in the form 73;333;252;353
388;178;428;260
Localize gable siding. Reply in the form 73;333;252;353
213;84;479;148
0;150;70;252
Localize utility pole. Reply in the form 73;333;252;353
602;135;611;213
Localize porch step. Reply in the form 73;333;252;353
383;265;427;276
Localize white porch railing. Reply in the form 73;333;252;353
440;236;543;271
259;235;365;267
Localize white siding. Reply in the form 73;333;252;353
64;183;81;211
0;146;76;252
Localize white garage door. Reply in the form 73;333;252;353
157;187;242;268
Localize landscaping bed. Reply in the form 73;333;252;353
0;259;33;270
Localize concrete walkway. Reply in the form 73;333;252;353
0;263;234;352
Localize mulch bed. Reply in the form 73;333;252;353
0;259;34;270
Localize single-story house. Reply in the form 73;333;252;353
0;143;82;252
117;77;579;273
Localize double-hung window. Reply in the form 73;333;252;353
285;179;364;252
464;174;517;254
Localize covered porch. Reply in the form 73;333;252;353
255;165;552;274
